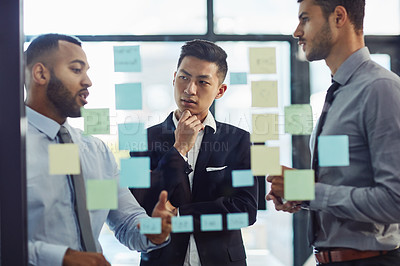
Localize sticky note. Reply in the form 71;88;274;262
284;170;315;201
86;179;118;210
120;157;150;188
230;72;247;85
251;114;279;143
249;47;277;74
118;123;147;151
172;216;194;233
251;146;280;176
48;144;80;175
227;213;249;230
113;45;141;72
232;169;254;187
140;217;162;234
115;83;143;110
318;135;350;167
81;108;110;135
285;105;313;135
251;81;278;107
201;214;223;232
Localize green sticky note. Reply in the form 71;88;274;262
227;213;249;230
113;45;141;72
115;83;142;110
120;157;150;188
285;105;313;135
318;135;350;167
249;47;277;74
251;146;280;176
81;108;110;135
48;144;80;175
251;114;279;143
86;179;118;210
232;169;254;187
230;72;247;85
201;214;223;232
140;217;162;234
172;216;194;233
284;170;315;201
118;123;148;151
251;81;278;108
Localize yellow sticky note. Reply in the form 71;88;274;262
284;170;315;201
252;81;278;107
86;179;118;210
251;114;279;143
249;47;277;74
48;144;80;175
251;146;280;176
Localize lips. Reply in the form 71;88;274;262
181;98;196;104
78;89;89;105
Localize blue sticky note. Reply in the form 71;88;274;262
120;157;150;188
113;46;141;72
230;72;247;85
227;213;249;230
232;169;254;187
115;83;142;110
172;216;194;233
200;214;223;232
318;135;350;167
118;123;148;151
139;217;161;234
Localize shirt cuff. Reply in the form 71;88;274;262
309;182;332;210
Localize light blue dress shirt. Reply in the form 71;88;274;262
27;107;168;266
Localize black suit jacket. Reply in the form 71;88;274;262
131;112;258;266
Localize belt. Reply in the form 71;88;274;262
314;248;389;264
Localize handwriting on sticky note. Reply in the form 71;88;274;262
86;179;118;210
318;135;350;167
140;217;162;234
48;144;80;175
285;105;313;135
232;169;254;187
120;157;150;188
118;123;148;152
251;146;280;176
227;213;249;230
251;81;278;107
284;170;315;201
115;83;143;110
172;216;194;233
251;114;279;143
81;108;110;135
249;47;277;74
201;214;223;232
230;72;248;85
114;46;141;72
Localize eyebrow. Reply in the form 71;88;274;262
69;59;90;69
180;69;212;79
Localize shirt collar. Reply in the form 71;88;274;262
26;106;67;140
172;110;217;134
333;47;370;86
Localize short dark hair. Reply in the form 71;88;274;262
177;39;228;83
297;0;365;34
25;33;82;68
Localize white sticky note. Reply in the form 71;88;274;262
251;114;279;143
251;146;280;176
251;81;278;107
249;47;277;74
48;144;80;175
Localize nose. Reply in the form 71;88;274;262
82;73;93;88
293;23;303;39
184;81;197;95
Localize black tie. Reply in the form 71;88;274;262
308;81;340;245
57;126;97;252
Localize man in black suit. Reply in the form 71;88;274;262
131;40;258;266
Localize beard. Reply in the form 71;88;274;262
47;71;82;118
306;21;333;62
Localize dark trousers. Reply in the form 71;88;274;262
317;249;400;266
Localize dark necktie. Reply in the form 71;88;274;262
308;81;340;245
57;126;97;252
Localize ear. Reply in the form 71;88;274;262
215;83;227;100
173;71;177;86
332;5;348;28
31;63;50;86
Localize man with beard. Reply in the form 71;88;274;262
267;0;400;265
25;34;173;266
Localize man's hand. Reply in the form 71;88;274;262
266;165;293;198
146;190;173;245
265;192;301;213
63;248;111;266
166;200;178;216
173;110;204;155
